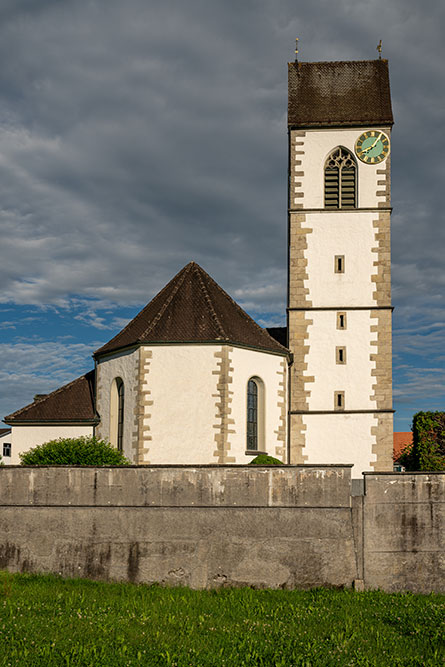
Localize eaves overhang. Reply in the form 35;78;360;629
4;419;100;427
93;339;290;361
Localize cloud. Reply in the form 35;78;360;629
0;341;101;421
0;0;444;429
0;0;443;317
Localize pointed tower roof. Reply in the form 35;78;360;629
95;262;288;357
288;59;393;128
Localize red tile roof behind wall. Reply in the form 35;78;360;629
394;431;413;461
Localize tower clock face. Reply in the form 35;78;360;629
355;131;390;164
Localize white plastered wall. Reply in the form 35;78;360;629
96;348;139;462
143;345;220;464
302;413;377;477
229;347;286;463
305;310;376;411
292;127;391;209
139;344;287;464
3;425;93;465
304;211;377;307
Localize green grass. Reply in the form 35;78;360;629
0;572;444;666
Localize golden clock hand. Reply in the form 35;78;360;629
370;132;383;149
361;132;383;156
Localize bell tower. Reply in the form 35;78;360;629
287;55;394;474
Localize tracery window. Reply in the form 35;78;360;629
324;147;357;209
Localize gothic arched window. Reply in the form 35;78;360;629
324;147;357;209
110;377;124;451
246;377;264;452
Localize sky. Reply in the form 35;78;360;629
1;0;444;431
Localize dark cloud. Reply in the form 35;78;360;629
0;0;444;426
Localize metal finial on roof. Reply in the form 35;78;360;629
295;37;299;62
377;39;382;59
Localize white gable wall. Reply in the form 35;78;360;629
2;425;93;465
0;429;12;464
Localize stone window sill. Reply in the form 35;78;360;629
245;450;267;456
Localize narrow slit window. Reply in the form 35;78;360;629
335;255;345;274
336;347;347;364
117;379;124;452
3;443;11;457
110;377;125;452
334;391;345;410
337;312;347;330
324;147;357;209
247;379;258;451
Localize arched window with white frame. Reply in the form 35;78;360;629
324;147;357;209
110;377;124;451
246;377;265;453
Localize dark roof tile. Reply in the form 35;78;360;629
288;59;393;128
95;262;288;357
5;371;97;423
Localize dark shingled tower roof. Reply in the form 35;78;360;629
95;262;288;357
288;59;393;128
5;371;97;424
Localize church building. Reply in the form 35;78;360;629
3;54;394;476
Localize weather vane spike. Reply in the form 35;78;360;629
377;39;382;59
295;37;299;62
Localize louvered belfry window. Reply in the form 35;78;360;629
324;147;357;209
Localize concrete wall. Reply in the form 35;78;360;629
0;465;357;589
0;467;443;593
362;472;445;593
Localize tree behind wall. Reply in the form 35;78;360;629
400;412;445;471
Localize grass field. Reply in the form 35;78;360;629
0;572;444;666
